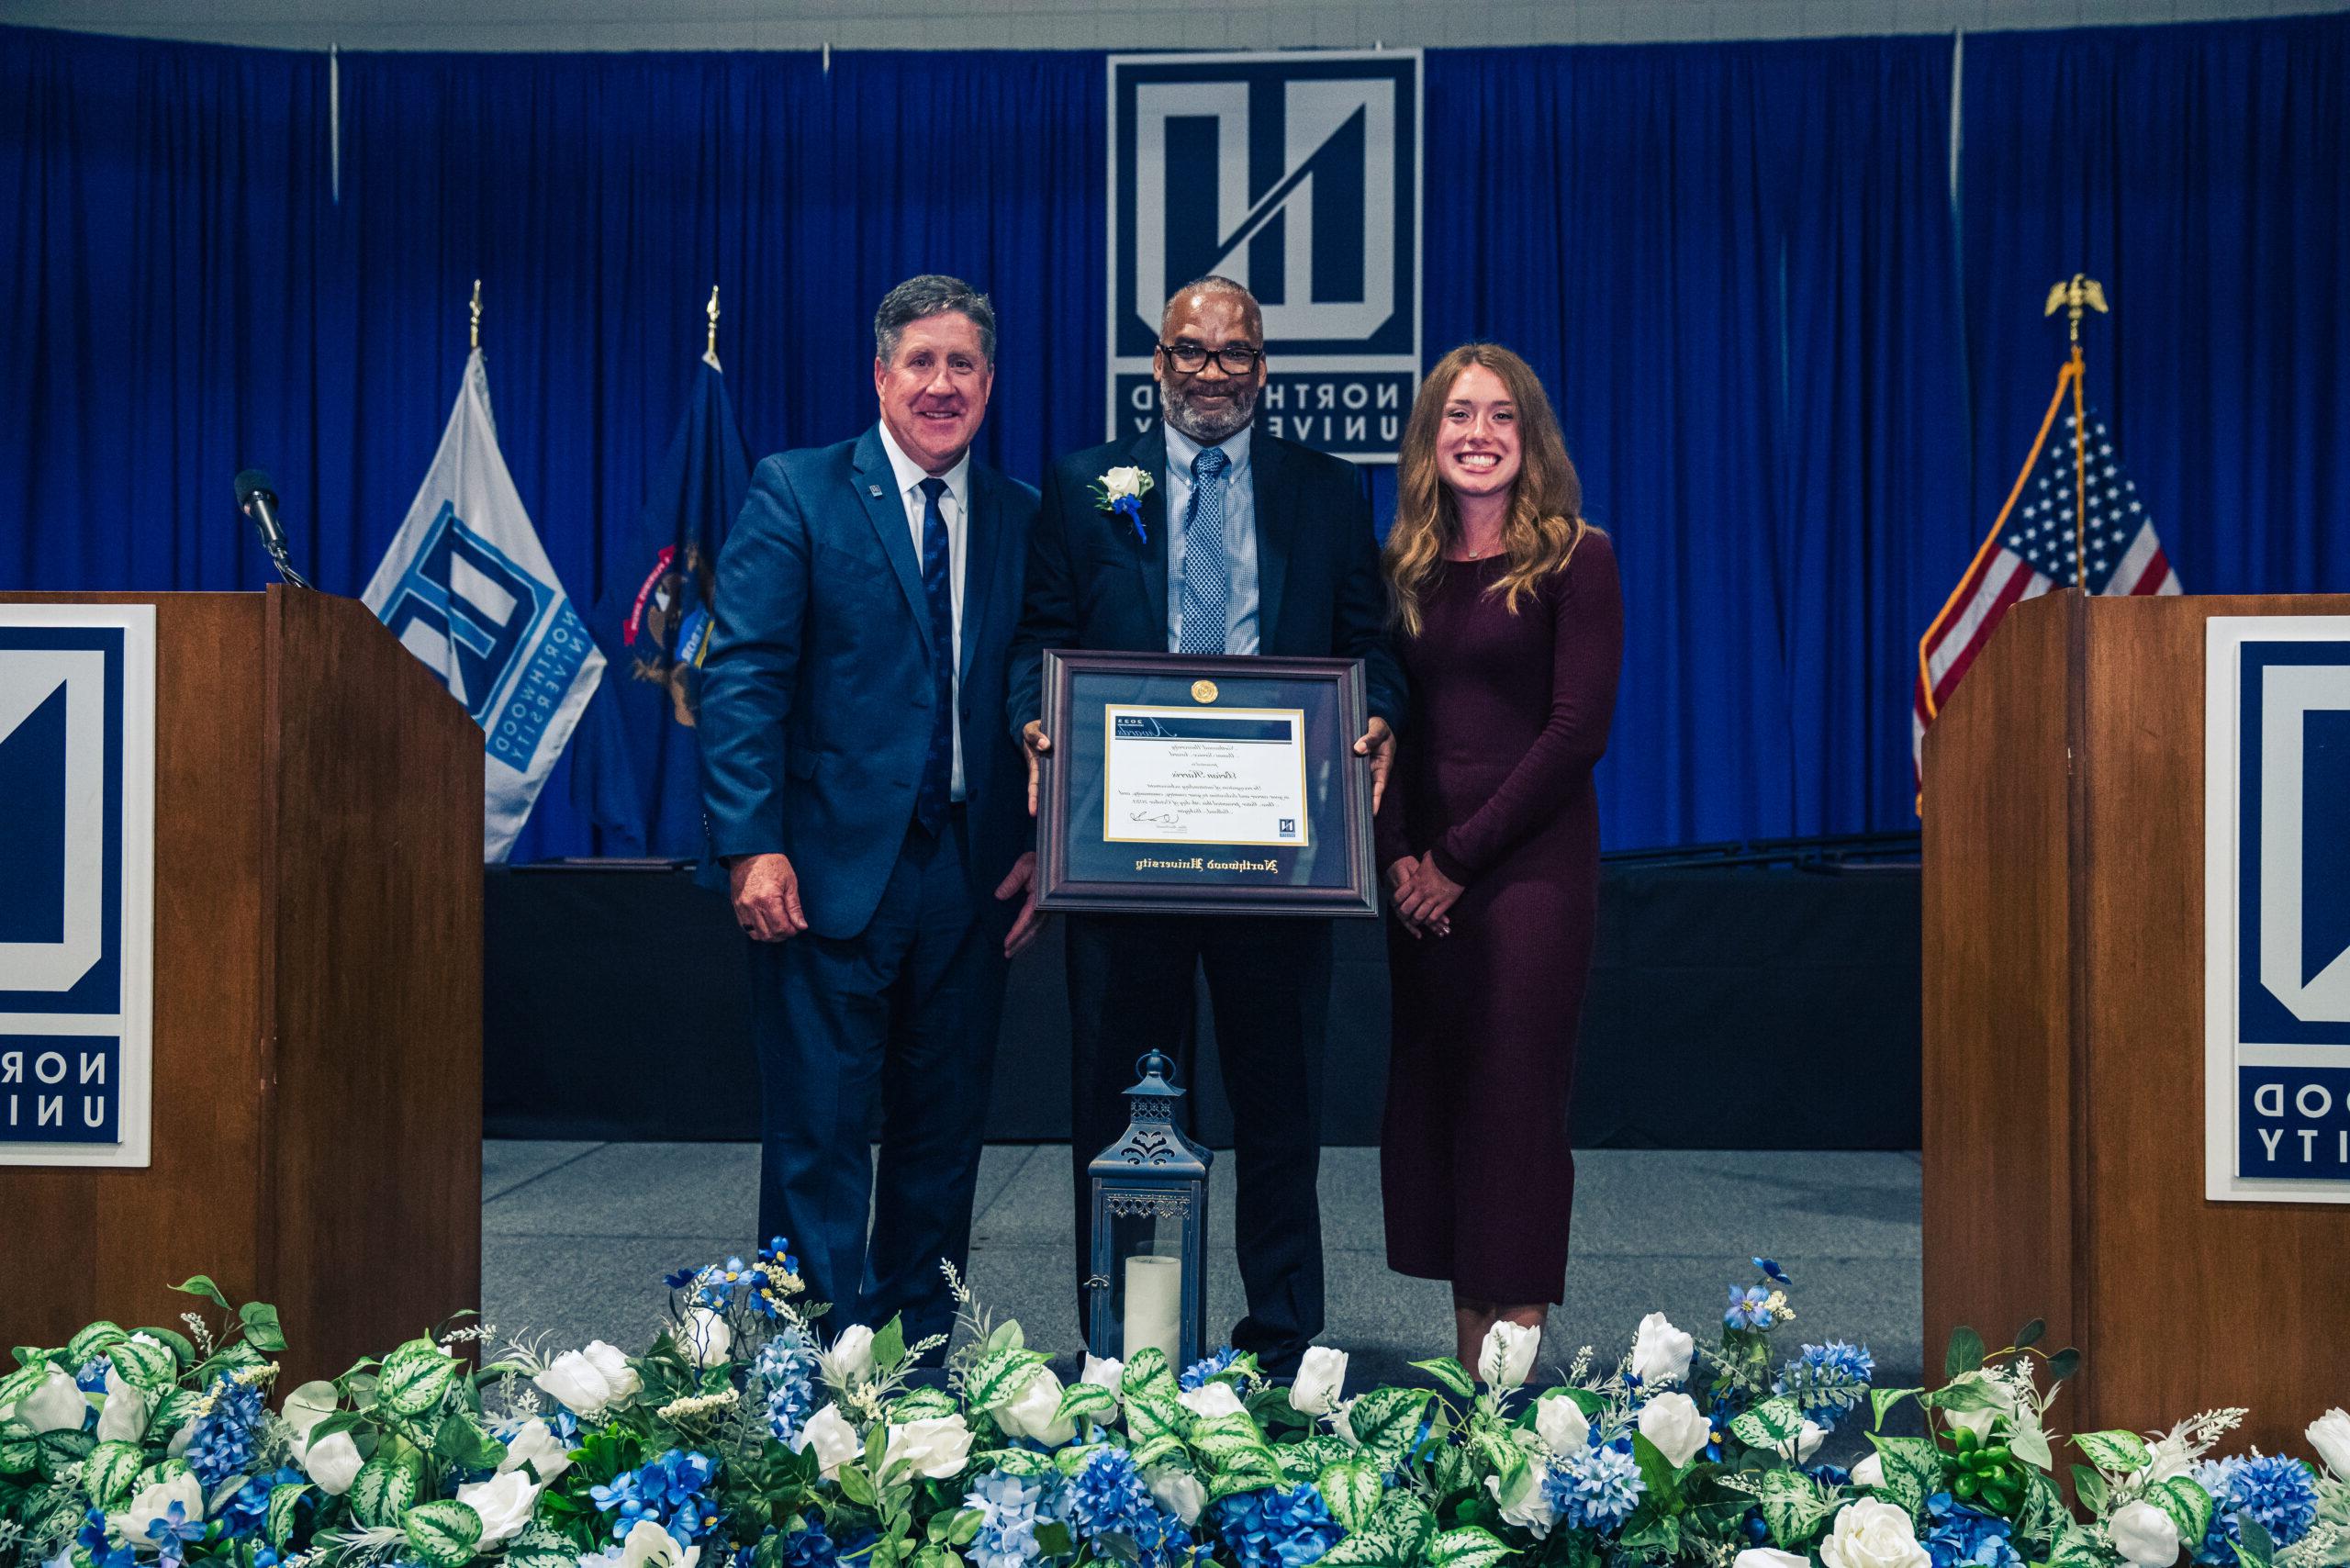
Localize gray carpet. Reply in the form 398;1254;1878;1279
484;1140;1922;1402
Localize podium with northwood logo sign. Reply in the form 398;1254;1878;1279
0;589;481;1385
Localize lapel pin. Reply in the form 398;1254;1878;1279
868;484;884;498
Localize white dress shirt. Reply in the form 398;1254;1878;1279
875;420;969;800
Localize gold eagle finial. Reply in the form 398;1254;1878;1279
2044;274;2109;343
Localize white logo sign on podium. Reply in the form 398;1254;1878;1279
2206;616;2350;1201
0;604;154;1168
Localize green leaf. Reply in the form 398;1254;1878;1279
1031;1521;1072;1558
1190;1411;1273;1469
2075;1430;2150;1475
378;1341;460;1419
39;1428;96;1478
66;1323;128;1367
265;1483;312;1551
1122;1349;1176;1399
1728;1395;1805;1450
133;1327;198;1365
82;1441;144;1508
2069;1465;2109;1516
432;1411;509;1473
1343;1387;1432;1474
1318;1460;1383;1534
351;1450;425;1529
1867;1434;1945;1518
508;1521;578;1568
0;1437;39;1475
2010;1425;2053;1471
888;1387;959;1423
872;1316;908;1377
402;1499;485;1568
1870;1388;1921;1431
110;1335;179;1392
1929;1378;2007;1414
1409;1359;1476;1400
2013;1318;2045;1350
172;1277;234;1312
838;1463;878;1508
1755;1470;1839;1546
972;1449;1057;1479
237;1303;287;1354
2045;1348;2082;1383
1943;1327;1986;1380
0;1361;52;1414
2151;1477;2214;1547
1206;1467;1279;1504
962;1346;1047;1415
1054;1381;1117;1428
1126;1434;1187;1471
1125;1392;1189;1446
1427;1526;1515;1568
2235;1516;2277;1568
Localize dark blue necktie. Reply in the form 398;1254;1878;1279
1177;445;1231;655
915;476;955;834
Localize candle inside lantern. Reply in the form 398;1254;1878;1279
1123;1254;1182;1364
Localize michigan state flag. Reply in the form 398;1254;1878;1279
363;348;605;861
571;358;752;857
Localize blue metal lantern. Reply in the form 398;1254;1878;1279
1086;1051;1212;1370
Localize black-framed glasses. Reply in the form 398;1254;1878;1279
1157;341;1263;375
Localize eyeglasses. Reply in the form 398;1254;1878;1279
1157;341;1264;375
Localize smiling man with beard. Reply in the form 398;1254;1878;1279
699;275;1043;1361
1008;275;1405;1376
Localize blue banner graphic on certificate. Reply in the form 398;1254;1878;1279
1102;706;1310;846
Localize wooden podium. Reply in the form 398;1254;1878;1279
0;589;481;1384
1923;589;2350;1458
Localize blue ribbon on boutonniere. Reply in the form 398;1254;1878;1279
1089;465;1155;544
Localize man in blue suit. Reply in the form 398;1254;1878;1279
1009;276;1405;1375
700;275;1042;1351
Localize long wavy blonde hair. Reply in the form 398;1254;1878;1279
1384;343;1590;638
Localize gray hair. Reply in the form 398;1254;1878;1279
874;274;997;366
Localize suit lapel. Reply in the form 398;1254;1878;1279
958;465;1001;687
1250;431;1295;652
1132;422;1172;637
851;426;934;665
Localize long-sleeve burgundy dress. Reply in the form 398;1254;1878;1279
1373;531;1624;1304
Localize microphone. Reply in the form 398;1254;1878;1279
233;468;314;588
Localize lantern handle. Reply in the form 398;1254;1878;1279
1136;1050;1174;1082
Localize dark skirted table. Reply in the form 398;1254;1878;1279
485;860;1919;1149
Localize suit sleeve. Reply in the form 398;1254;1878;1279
1332;479;1408;735
1007;460;1075;741
698;456;811;861
1427;532;1623;885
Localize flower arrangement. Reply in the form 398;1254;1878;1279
4;1250;2344;1568
1089;466;1153;543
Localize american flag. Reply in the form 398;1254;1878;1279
1913;368;2180;784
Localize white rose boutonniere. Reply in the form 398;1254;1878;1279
1090;465;1156;542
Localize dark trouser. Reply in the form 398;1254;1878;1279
1065;912;1331;1375
748;810;1004;1352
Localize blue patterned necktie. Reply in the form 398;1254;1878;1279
1177;445;1231;655
914;476;955;834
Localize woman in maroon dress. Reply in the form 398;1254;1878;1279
1374;342;1624;1366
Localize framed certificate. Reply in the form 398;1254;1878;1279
1035;650;1378;916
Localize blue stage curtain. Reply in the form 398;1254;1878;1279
5;21;2340;855
1960;14;2350;597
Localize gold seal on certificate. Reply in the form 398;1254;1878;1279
1035;651;1378;916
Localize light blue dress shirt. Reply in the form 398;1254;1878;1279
1163;421;1259;655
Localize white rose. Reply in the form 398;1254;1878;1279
1631;1313;1696;1386
1485;1450;1559;1538
791;1404;860;1482
884;1415;973;1482
1637;1392;1711;1468
95;1369;151;1444
1290;1347;1348;1417
824;1326;876;1386
536;1343;639;1418
1147;1467;1206;1527
15;1368;87;1434
1534;1393;1590;1458
302;1430;363;1495
1774;1419;1827;1464
113;1473;206;1542
454;1470;540;1547
1850;1452;1885;1489
616;1518;699;1568
2130;1432;2195;1490
1820;1499;1932;1568
671;1310;732;1370
1081;1356;1125;1406
582;1341;642;1405
1330;1397;1361;1448
1480;1322;1540;1389
1102;466;1147;500
2305;1409;2350;1479
2110;1501;2183;1568
995;1367;1076;1448
498;1417;574;1484
1736;1551;1813;1568
1178;1383;1246;1421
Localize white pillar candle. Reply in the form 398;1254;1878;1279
1123;1254;1182;1365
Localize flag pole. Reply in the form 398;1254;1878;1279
469;278;483;353
704;285;722;371
2043;274;2108;589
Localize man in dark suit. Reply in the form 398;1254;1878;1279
1007;275;1404;1375
700;274;1043;1351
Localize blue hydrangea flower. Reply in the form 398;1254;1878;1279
1545;1439;1646;1532
1773;1341;1875;1429
1181;1348;1241;1392
221;1465;308;1537
143;1502;207;1568
78;1507;138;1568
753;1327;822;1444
1067;1450;1195;1567
962;1472;1064;1568
1923;1493;2023;1568
772;1513;876;1568
74;1357;115;1394
2192;1456;2321;1562
1214;1484;1342;1568
184;1375;266;1489
593;1450;720;1548
1725;1286;1774;1330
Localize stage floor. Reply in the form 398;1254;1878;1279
483;1140;1924;1398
